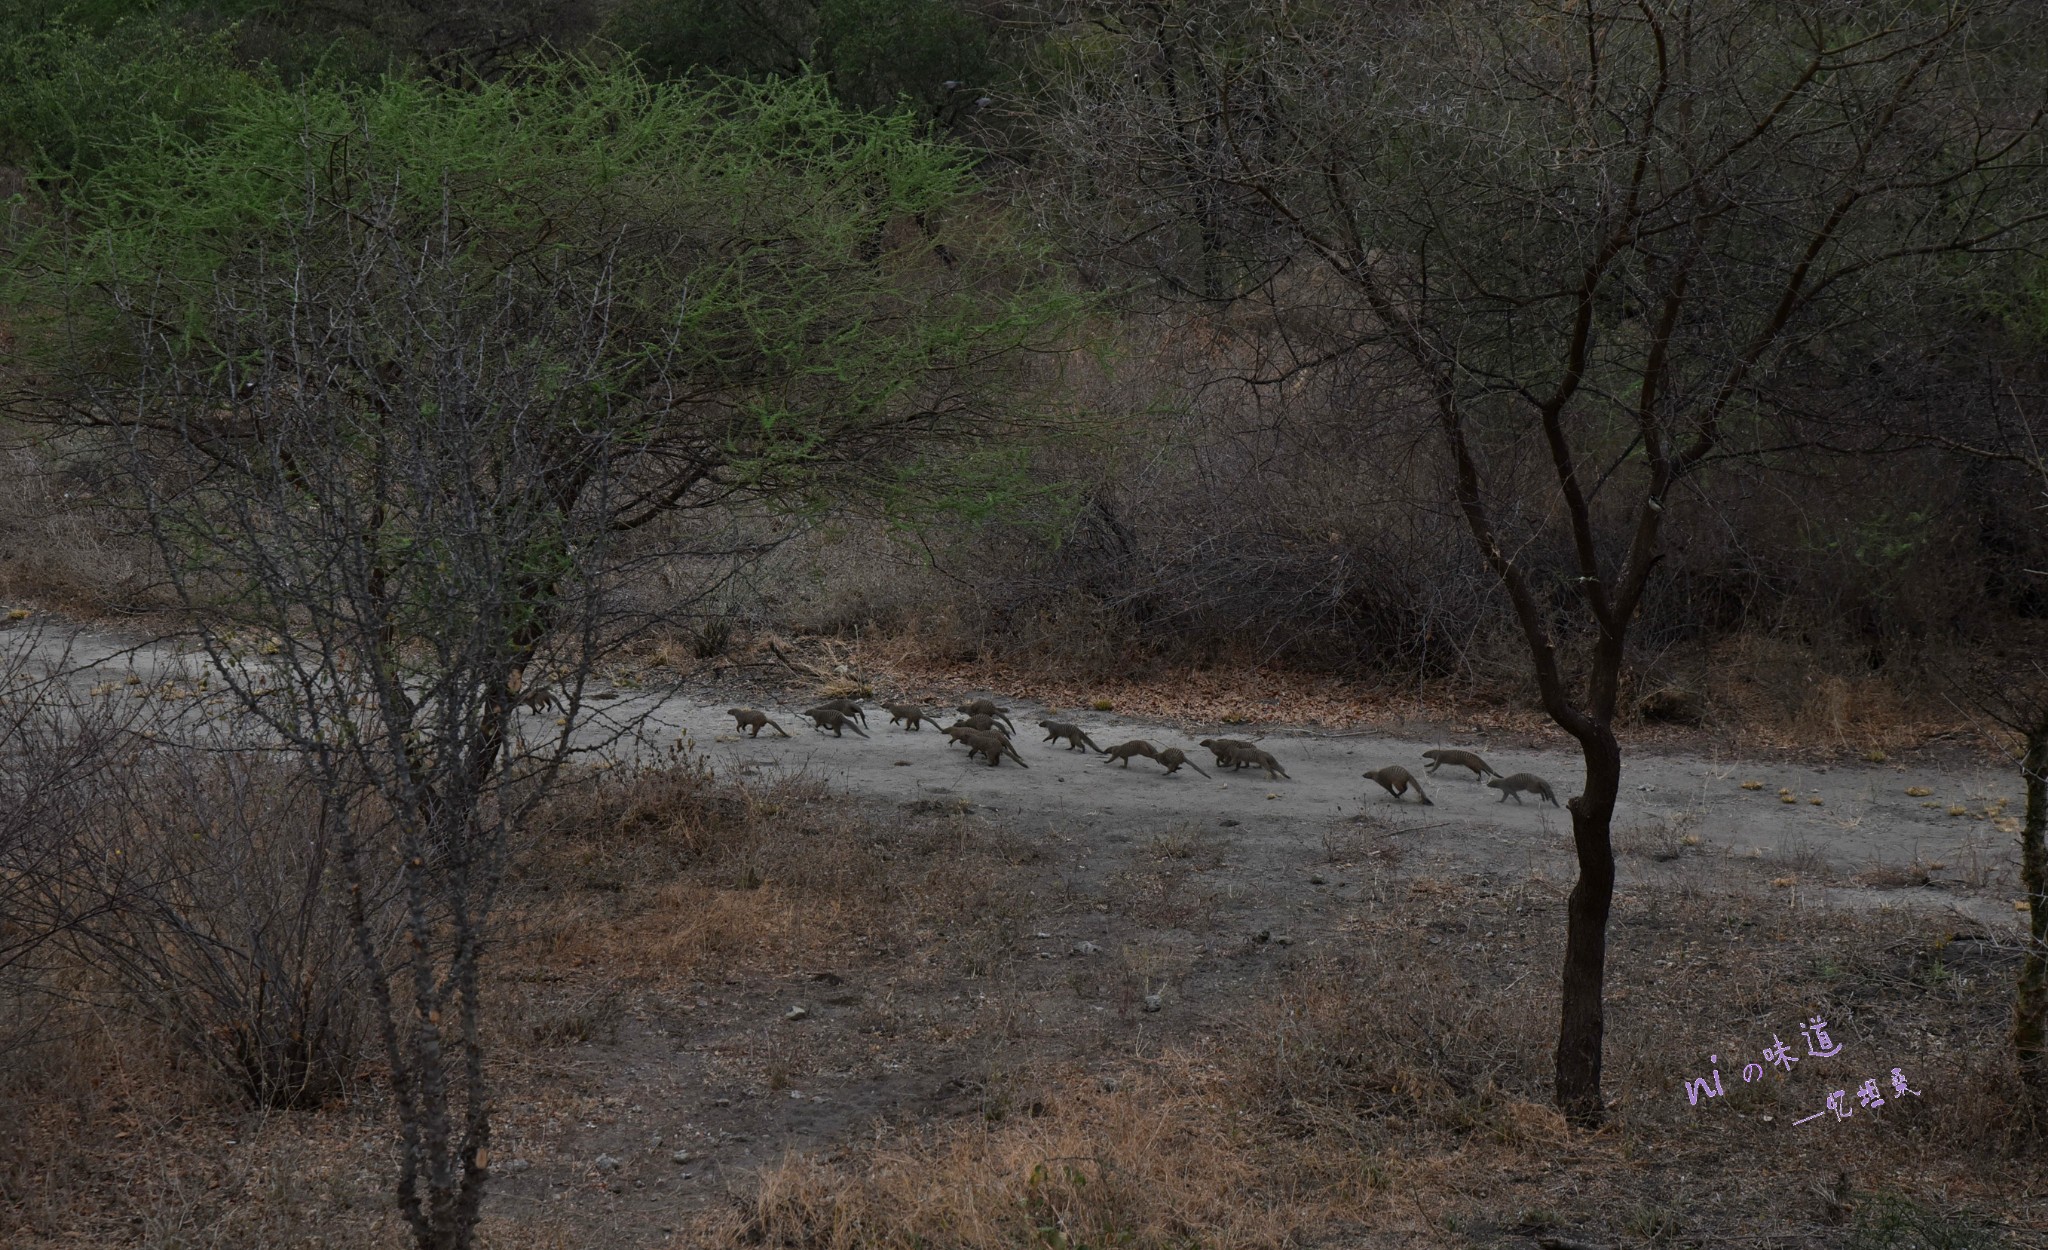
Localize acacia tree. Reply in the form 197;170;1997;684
13;62;1071;1248
1040;0;2048;1123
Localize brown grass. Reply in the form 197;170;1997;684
3;756;2040;1249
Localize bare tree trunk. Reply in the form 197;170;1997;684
1558;723;1621;1123
2019;725;2048;1110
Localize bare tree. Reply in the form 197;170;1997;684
1038;0;2048;1123
9;63;1072;1249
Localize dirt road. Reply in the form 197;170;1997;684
12;618;2029;927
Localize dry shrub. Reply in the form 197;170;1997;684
509;762;1021;985
55;744;385;1110
0;445;163;616
718;1073;1295;1250
1229;948;1551;1145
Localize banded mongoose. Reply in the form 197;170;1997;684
727;707;791;738
1038;720;1103;753
1222;744;1290;780
1364;765;1432;804
942;724;980;748
1101;740;1160;767
951;713;1011;737
883;702;942;730
802;706;869;738
1422;748;1501;781
1155;747;1210;778
518;684;558;715
958;727;1029;768
1199;737;1255;767
1488;773;1559;805
956;700;1017;734
816;697;869;728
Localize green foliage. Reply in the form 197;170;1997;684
0;15;255;188
606;0;1002;114
16;55;1077;525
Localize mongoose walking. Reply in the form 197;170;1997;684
1364;765;1432;804
958;727;1029;768
943;724;980;748
884;703;941;731
951;713;1010;737
1488;773;1559;805
802;707;869;738
1223;745;1290;780
956;700;1016;734
1199;737;1255;766
1155;747;1211;778
1101;740;1160;767
1422;748;1501;781
518;684;558;715
1038;720;1103;753
728;707;791;738
816;697;868;728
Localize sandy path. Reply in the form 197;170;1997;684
11;619;2029;928
593;684;2026;928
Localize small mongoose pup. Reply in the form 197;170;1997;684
956;699;1017;733
1224;745;1290;780
1101;740;1161;767
951;713;1010;737
1488;773;1559;805
802;707;869;738
727;707;791;738
816;697;868;728
1155;747;1211;778
1199;737;1255;766
884;703;940;730
1364;765;1431;804
1422;748;1501;780
1039;720;1103;752
958;727;1029;768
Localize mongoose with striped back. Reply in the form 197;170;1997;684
958;727;1029;768
1155;747;1211;778
951;713;1010;737
1488;773;1559;805
728;708;791;738
816;697;869;728
1364;765;1431;804
1221;744;1290;780
884;703;942;730
1422;748;1501;781
1199;737;1255;767
956;700;1017;734
1039;720;1103;752
1101;740;1160;768
802;707;869;738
